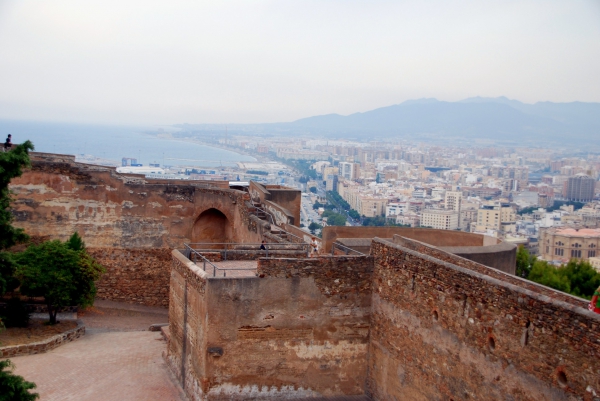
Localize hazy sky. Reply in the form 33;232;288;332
1;1;599;125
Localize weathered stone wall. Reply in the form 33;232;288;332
9;153;267;306
90;248;172;307
368;238;600;400
391;235;588;309
263;185;301;226
168;251;373;399
10;153;261;248
248;181;301;227
168;250;209;401
322;226;487;255
440;241;517;274
263;199;295;226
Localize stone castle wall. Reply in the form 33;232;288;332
168;237;600;400
9;153;267;306
368;238;600;400
167;252;373;400
89;248;172;306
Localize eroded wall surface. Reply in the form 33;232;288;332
9;153;264;305
368;238;600;401
89;248;172;307
169;250;209;401
10;153;258;248
168;252;373;400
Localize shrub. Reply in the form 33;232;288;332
0;360;39;401
1;298;30;328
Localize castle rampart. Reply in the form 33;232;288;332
9;153;266;306
168;238;600;400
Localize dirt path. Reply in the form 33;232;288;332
10;300;185;401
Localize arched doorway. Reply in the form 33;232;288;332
192;208;233;245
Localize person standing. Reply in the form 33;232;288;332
310;237;319;257
3;134;11;151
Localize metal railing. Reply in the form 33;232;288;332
185;242;310;259
331;242;366;256
251;205;306;244
184;242;311;277
252;206;275;225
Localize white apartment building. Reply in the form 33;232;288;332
421;209;459;230
386;202;409;218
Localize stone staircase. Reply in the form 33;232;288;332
249;201;301;245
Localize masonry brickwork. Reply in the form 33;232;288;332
368;238;600;400
9;153;267;306
90;248;172;306
167;252;373;400
169;239;600;400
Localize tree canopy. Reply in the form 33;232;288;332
308;222;322;235
517;246;600;299
322;210;347;226
14;234;105;324
0;141;34;296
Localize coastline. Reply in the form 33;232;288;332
146;132;268;164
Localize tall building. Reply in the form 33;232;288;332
475;202;516;233
421;209;459;230
339;162;360;180
325;174;338;192
565;174;595;202
445;191;462;212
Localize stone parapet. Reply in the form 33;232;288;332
0;320;85;358
392;235;588;309
368;238;600;400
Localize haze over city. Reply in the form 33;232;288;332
1;0;600;125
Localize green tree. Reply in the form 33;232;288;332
528;260;571;294
312;201;323;210
362;216;388;226
325;213;347;226
15;238;105;324
0;141;34;296
348;209;360;220
308;222;322;234
559;259;600;299
66;232;85;251
309;186;317;194
516;246;536;278
0;359;38;401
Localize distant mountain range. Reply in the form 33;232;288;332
178;97;600;144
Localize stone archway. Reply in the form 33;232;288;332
192;208;233;245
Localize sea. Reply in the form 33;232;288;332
0;119;256;168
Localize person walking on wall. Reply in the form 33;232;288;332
260;240;267;250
